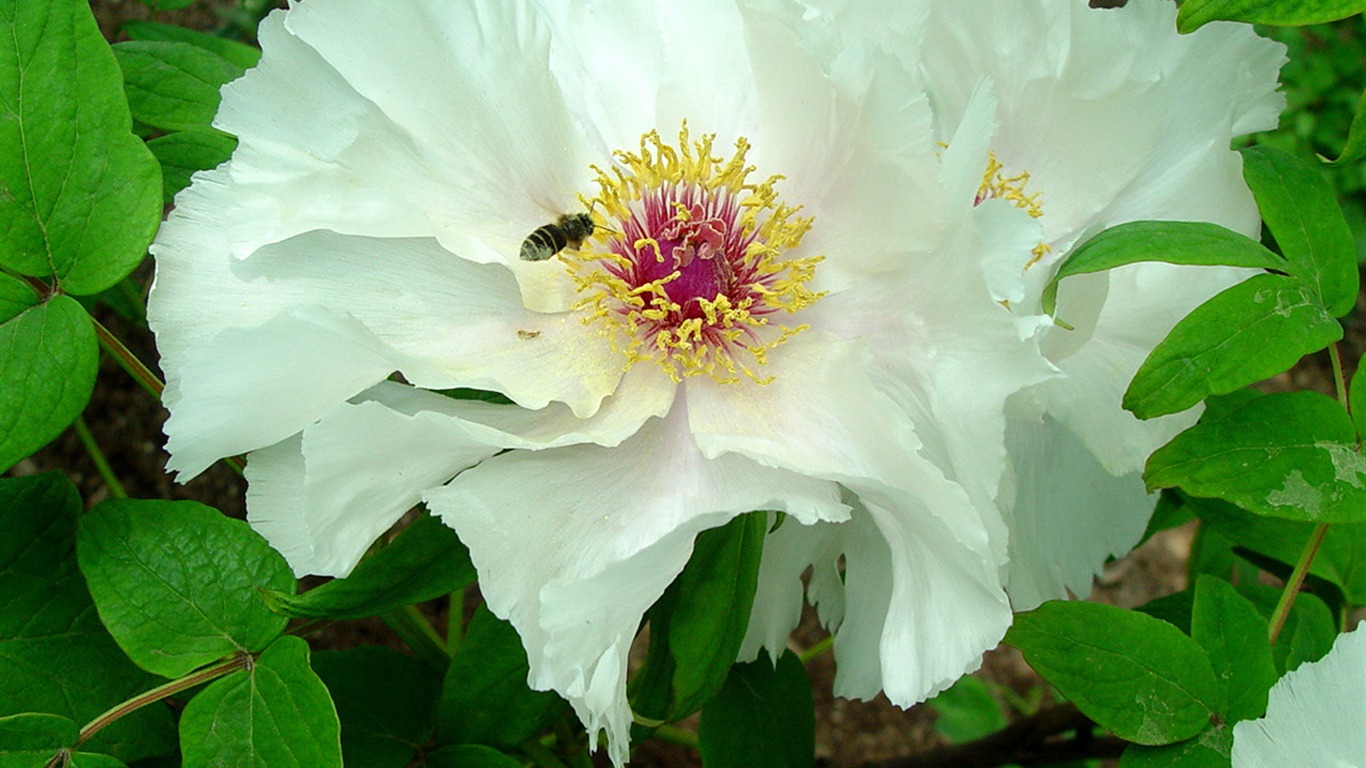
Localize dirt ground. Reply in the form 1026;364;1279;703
13;2;1364;767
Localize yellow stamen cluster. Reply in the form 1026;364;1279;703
564;126;823;384
978;151;1051;269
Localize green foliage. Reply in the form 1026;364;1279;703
147;130;238;202
77;499;295;678
1241;146;1359;315
435;605;565;750
0;475;175;762
1006;602;1220;745
121;20;262;69
1351;356;1366;438
263;513;475;620
1146;391;1366;523
630;512;766;723
1189;577;1276;723
178;636;342;768
0;284;98;472
1042;221;1285;316
1123;273;1341;418
310;647;440;768
0;0;160;295
926;675;1007;743
113;41;243;133
1179;0;1366;31
424;744;523;768
697;651;814;768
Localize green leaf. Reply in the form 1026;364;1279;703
1328;88;1366;166
135;0;198;11
1124;273;1342;419
631;512;766;722
1190;576;1276;722
112;41;243;133
147;130;237;203
121;20;261;69
1043;221;1285;315
1274;593;1338;673
0;288;97;472
424;744;523;768
77;499;295;678
435;605;564;749
1005;601;1219;745
1351;355;1366;440
1241;146;1359;316
1145;391;1366;524
1119;727;1231;768
1178;0;1366;31
698;651;814;768
0;0;161;294
926;675;1006;743
0;475;175;762
311;647;439;768
179;636;342;768
0;712;78;750
0;752;127;768
1189;496;1366;607
263;514;475;620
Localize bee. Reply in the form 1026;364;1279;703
519;212;596;262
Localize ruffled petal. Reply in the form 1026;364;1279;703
998;416;1152;610
423;406;849;763
743;482;1010;706
1231;628;1366;768
162;307;399;479
244;398;508;577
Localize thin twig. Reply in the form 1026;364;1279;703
72;415;127;498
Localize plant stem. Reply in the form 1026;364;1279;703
91;314;163;398
382;605;451;669
446;586;466;656
798;634;834;663
1329;342;1348;411
72;416;127;498
1268;522;1330;644
74;654;250;748
653;724;700;749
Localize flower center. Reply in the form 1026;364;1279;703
976;151;1050;268
565;126;823;384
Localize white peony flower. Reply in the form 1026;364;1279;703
1232;627;1366;768
149;0;1056;761
906;0;1285;607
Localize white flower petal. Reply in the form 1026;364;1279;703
162;307;398;480
999;416;1152;609
279;0;596;265
424;406;849;764
1232;627;1366;768
244;399;504;577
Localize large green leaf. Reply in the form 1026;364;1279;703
697;651;814;768
179;636;342;768
1351;355;1366;440
121;20;261;69
147;130;237;203
926;675;1006;743
263;514;475;620
1124;273;1342;419
1190;577;1276;723
424;745;523;768
1178;0;1366;31
1329;88;1366;167
1241;146;1359;317
0;0;160;294
1042;221;1284;315
0;282;97;472
631;512;766;722
1119;728;1231;768
312;646;439;768
1146;392;1366;524
113;41;243;133
77;499;295;678
1006;601;1220;745
435;605;564;749
0;475;175;762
